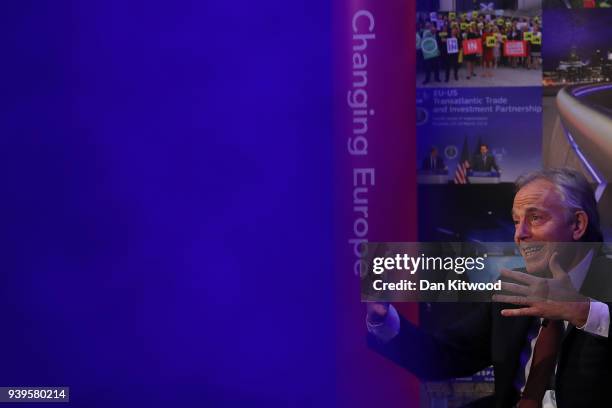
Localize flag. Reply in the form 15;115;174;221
454;136;471;184
480;2;494;11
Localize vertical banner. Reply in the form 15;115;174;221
334;0;419;406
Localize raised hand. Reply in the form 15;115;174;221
492;252;590;327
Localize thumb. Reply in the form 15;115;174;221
549;252;567;280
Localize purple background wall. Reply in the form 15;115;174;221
1;1;334;406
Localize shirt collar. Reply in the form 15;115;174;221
568;249;594;290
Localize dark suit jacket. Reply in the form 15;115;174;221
471;154;499;172
368;256;612;408
422;155;446;171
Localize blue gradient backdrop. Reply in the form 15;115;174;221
1;1;334;406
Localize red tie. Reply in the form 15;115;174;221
518;320;563;408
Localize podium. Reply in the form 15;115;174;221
417;170;449;184
467;171;501;184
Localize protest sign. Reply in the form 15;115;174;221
503;40;527;57
462;38;482;55
421;37;440;59
447;37;459;54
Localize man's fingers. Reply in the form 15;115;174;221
549;252;567;280
500;307;539;317
500;281;530;296
500;268;536;285
492;294;531;305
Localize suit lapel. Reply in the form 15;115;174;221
508;315;535;357
578;256;612;300
494;308;534;405
562;322;574;343
495;303;534;367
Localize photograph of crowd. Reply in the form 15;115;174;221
417;11;543;87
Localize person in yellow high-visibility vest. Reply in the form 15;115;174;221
482;26;495;78
464;25;480;80
492;26;503;70
530;25;542;71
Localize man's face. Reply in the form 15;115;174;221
480;145;488;155
431;148;438;157
512;179;575;275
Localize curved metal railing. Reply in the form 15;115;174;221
556;83;612;200
555;83;612;239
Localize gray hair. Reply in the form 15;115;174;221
515;168;602;243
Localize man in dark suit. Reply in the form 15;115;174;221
422;147;447;171
367;168;612;407
471;143;500;172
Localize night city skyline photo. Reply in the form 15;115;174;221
543;9;612;85
543;9;612;71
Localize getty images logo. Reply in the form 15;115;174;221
372;253;488;275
